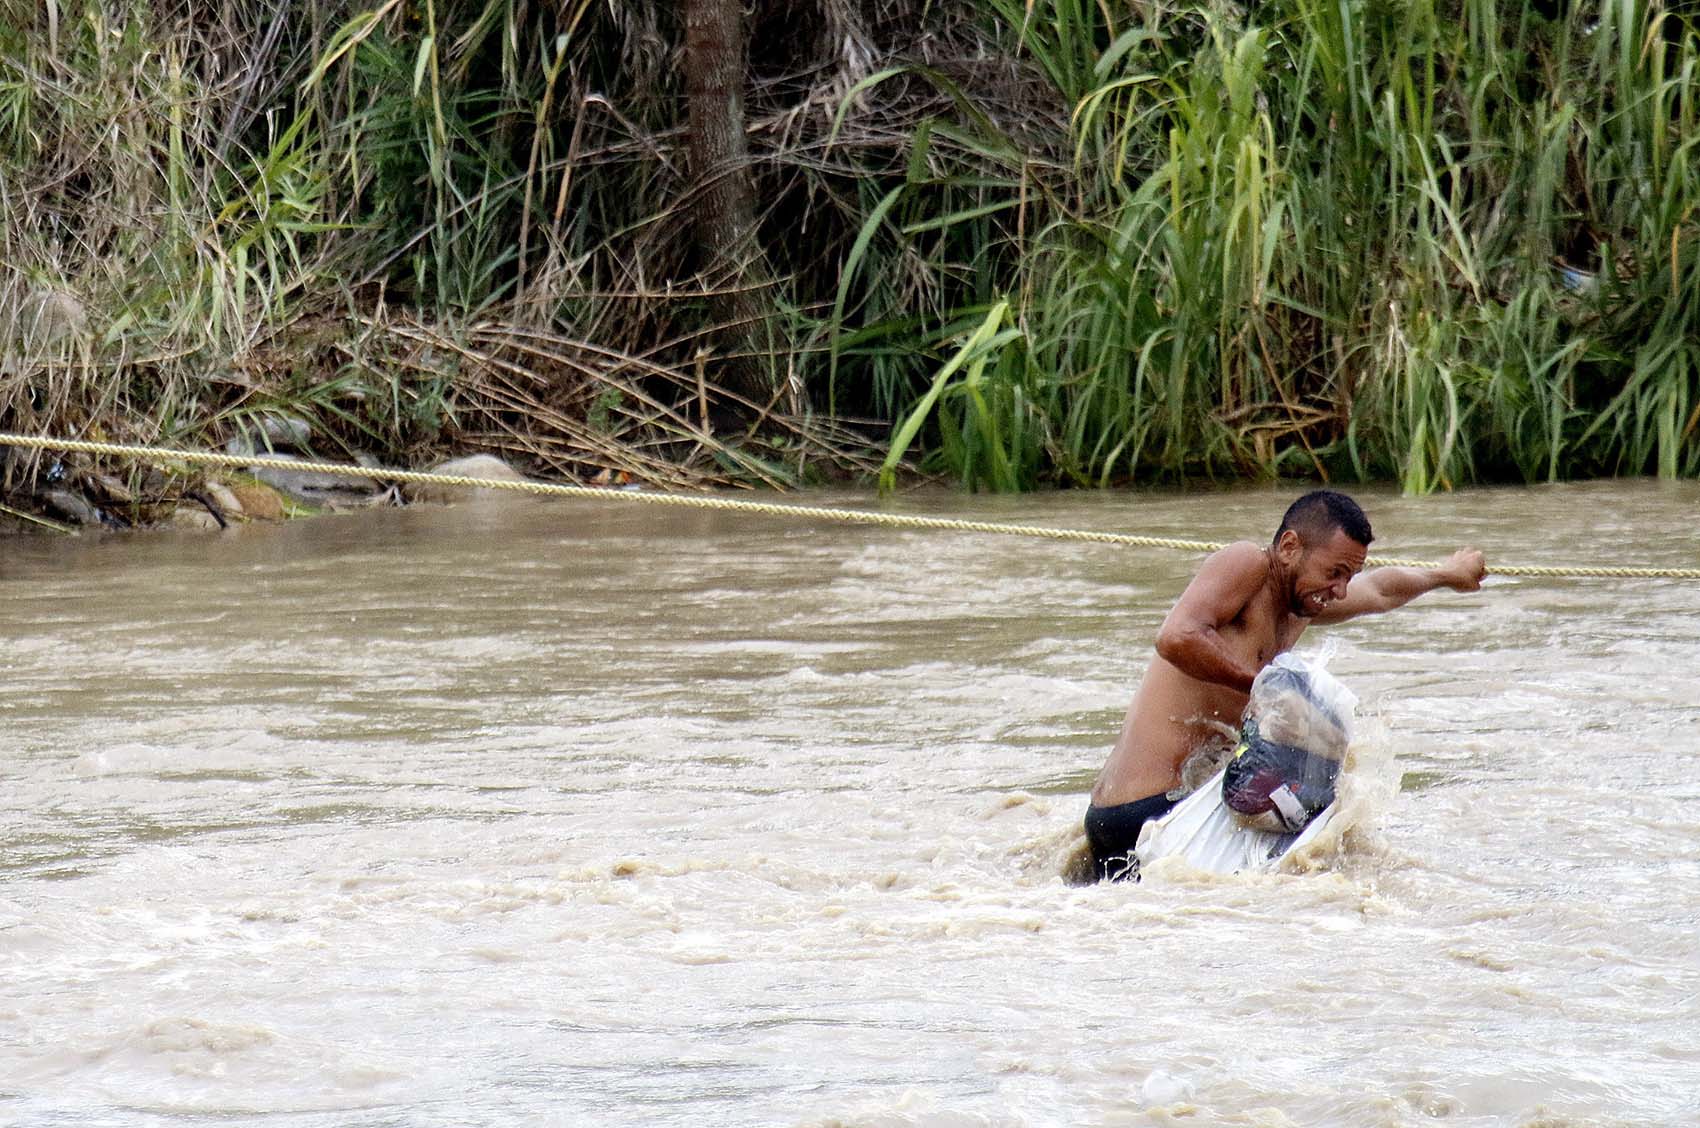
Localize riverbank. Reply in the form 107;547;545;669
5;4;1696;501
0;430;615;535
2;430;412;536
0;405;898;536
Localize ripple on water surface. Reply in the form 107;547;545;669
3;484;1698;1127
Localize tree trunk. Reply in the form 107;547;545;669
682;0;776;415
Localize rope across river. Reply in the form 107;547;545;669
3;432;1695;580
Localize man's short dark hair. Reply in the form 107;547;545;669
1275;490;1373;548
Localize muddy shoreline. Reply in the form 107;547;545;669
2;430;595;536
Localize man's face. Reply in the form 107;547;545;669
1283;526;1368;617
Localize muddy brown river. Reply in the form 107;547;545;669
3;482;1697;1126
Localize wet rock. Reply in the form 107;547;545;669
168;505;223;532
225;413;314;455
244;454;381;508
181;491;230;529
202;482;244;521
229;482;286;521
39;488;100;526
406;454;534;505
83;472;134;504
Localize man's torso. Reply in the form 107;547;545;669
1091;558;1305;806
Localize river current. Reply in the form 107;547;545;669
3;482;1697;1126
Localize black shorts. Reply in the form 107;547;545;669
1084;793;1178;882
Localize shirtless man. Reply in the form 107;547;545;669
1085;490;1486;881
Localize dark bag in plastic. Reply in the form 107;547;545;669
1221;653;1356;834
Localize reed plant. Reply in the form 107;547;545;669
847;0;1700;491
0;0;880;490
1;0;1695;498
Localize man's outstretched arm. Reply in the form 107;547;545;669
1313;548;1486;624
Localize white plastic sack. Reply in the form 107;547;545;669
1134;768;1337;875
1136;649;1355;875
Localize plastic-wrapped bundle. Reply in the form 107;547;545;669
1221;652;1358;833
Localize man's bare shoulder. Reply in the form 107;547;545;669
1208;539;1269;566
1168;540;1271;624
1193;540;1270;585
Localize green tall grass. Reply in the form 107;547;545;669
1;1;1695;495
847;0;1700;491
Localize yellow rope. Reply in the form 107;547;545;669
3;433;1697;580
